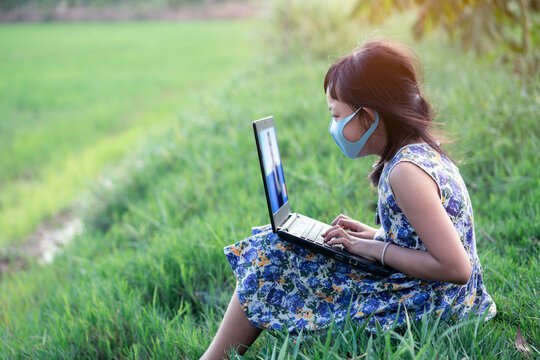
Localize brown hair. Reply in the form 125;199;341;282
324;39;447;186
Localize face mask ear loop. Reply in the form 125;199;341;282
340;109;380;146
332;107;362;122
362;110;380;141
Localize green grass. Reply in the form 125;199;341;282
0;20;254;246
1;16;539;360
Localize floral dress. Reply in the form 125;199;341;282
224;143;496;333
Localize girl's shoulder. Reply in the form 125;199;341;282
382;143;457;186
389;142;452;168
391;142;442;161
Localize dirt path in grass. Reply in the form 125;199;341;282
0;2;258;279
0;211;83;278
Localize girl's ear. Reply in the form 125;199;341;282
363;108;376;120
361;108;386;137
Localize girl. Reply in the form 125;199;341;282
201;39;496;359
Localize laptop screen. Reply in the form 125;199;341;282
258;126;289;214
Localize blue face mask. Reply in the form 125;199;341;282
329;108;380;159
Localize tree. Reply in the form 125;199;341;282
352;0;540;77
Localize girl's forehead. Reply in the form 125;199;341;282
326;94;346;109
325;90;338;104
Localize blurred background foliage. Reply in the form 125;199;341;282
261;0;539;78
351;0;540;77
262;0;362;58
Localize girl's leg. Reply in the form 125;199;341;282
200;288;263;360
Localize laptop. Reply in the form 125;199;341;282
253;116;394;277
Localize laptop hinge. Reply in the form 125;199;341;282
279;213;298;231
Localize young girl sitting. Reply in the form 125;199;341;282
201;39;496;360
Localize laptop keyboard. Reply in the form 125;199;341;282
288;216;344;251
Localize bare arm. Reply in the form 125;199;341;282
323;161;472;285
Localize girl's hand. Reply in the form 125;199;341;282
330;214;378;239
321;226;379;261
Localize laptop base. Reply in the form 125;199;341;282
277;213;394;278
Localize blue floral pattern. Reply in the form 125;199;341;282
224;143;496;333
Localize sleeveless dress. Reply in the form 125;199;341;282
223;143;496;333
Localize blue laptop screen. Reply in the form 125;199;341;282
258;127;289;214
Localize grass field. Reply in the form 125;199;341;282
1;14;539;360
0;20;254;246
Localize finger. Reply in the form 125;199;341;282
336;218;358;229
322;225;345;238
348;231;373;240
321;225;341;237
332;214;351;226
336;218;360;231
327;236;351;249
331;214;351;226
322;227;347;242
